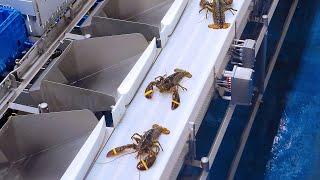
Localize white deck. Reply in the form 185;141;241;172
86;0;251;179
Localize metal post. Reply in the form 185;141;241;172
188;122;197;161
185;122;202;168
201;157;210;172
256;15;268;93
38;102;49;113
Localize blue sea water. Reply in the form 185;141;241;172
238;1;320;179
180;1;320;179
263;2;320;179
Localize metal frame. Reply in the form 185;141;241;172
0;0;96;119
0;0;299;178
228;1;299;179
1;0;77;35
197;0;298;179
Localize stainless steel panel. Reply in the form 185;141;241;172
40;81;115;112
34;0;74;26
82;16;160;41
31;33;148;112
54;34;147;84
98;0;174;26
72;53;142;96
0;110;98;180
82;0;174;39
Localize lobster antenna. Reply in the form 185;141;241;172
95;151;136;165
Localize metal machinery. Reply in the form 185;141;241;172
0;0;298;179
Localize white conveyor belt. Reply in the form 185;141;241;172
86;0;251;179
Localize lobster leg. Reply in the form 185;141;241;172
106;144;136;157
178;83;188;91
199;0;213;17
199;7;211;19
154;74;166;81
131;133;142;140
227;8;237;15
137;151;158;171
131;137;141;144
145;81;156;99
131;133;142;144
171;86;180;110
199;7;206;13
199;0;207;13
205;4;214;19
153;141;164;151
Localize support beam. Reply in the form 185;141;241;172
9;103;39;114
200;104;236;180
256;0;280;56
256;15;268;93
227;1;299;179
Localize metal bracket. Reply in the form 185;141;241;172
249;0;266;22
8;102;49;114
185;122;200;167
188;122;196;160
231;39;256;68
9;103;39;114
216;66;254;105
64;33;90;41
38;102;49;113
184;122;211;171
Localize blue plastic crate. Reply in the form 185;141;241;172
0;5;28;75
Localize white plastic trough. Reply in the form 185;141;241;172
85;0;252;179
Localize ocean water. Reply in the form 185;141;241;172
180;1;320;179
237;1;320;179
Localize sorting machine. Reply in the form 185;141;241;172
0;0;298;179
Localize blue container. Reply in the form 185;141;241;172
0;5;28;75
